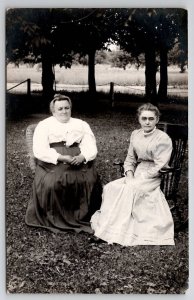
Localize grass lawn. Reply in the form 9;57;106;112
6;104;188;294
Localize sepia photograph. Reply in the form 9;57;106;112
5;6;189;294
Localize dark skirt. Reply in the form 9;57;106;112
25;142;102;233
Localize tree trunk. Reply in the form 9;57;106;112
158;47;168;100
145;47;157;105
88;48;96;97
41;48;55;108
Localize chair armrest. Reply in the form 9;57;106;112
159;167;175;174
159;166;180;174
113;159;124;166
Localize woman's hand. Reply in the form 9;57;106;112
70;154;85;166
125;170;134;184
64;155;74;164
58;154;73;164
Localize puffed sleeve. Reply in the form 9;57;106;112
79;121;97;162
124;131;138;175
33;121;60;165
146;133;172;178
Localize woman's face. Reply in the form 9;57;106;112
138;110;158;133
53;100;71;123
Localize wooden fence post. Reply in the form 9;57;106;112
110;82;115;108
27;78;31;97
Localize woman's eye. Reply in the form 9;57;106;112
141;117;154;121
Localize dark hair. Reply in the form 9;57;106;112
137;103;161;119
50;94;72;113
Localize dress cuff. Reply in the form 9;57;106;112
124;170;134;176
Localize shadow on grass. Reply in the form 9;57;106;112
6;91;188;122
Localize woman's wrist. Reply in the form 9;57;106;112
79;154;86;163
57;154;63;162
125;170;134;177
57;154;71;163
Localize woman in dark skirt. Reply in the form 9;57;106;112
25;94;102;233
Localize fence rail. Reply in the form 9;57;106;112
6;79;187;104
7;78;31;96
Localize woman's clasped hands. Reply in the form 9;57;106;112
59;154;85;166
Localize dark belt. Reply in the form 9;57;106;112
50;142;79;148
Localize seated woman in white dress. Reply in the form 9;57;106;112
91;103;174;246
25;94;102;234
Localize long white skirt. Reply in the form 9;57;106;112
91;162;175;246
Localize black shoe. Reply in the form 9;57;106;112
88;236;105;244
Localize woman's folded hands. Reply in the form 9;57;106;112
70;154;85;166
58;154;85;165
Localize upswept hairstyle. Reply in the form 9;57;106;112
137;103;161;119
50;94;72;113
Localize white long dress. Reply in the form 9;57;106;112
91;128;175;246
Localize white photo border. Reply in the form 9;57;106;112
1;1;193;299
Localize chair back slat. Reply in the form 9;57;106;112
158;122;188;203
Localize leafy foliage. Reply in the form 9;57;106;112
6;8;188;102
116;8;188;100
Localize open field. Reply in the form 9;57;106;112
7;64;188;97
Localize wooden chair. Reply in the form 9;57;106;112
26;123;38;174
114;122;188;231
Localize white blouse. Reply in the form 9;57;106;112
124;128;172;178
33;116;98;164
